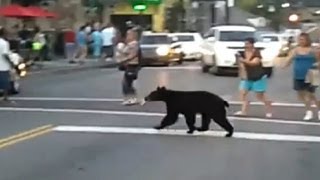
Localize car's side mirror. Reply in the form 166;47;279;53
171;43;181;49
206;37;216;43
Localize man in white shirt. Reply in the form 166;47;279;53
0;27;11;101
101;23;115;61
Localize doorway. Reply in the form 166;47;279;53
110;14;152;36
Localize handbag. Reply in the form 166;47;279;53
125;68;138;80
305;63;320;86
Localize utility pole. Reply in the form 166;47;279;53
225;0;230;24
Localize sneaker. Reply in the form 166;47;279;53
122;98;138;106
122;99;130;105
234;111;247;116
139;98;146;106
265;113;273;118
303;111;313;121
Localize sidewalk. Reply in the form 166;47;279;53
28;58;117;75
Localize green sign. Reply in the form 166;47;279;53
133;4;147;11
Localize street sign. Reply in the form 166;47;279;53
133;4;147;11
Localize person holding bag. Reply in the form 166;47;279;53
118;29;141;105
234;38;272;117
283;33;320;120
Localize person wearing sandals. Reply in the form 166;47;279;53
234;37;272;118
118;29;141;105
283;33;320;120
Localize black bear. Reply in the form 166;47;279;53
144;87;234;137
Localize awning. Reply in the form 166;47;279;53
0;4;57;18
26;6;58;18
0;4;37;18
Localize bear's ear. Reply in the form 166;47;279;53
160;86;166;90
157;86;161;91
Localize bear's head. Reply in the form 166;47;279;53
144;86;168;102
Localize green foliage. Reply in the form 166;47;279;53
11;0;43;6
165;0;185;32
235;0;258;12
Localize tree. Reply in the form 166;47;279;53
235;0;258;12
11;0;43;6
165;0;185;32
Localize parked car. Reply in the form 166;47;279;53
202;25;276;77
261;33;288;56
170;32;205;61
140;32;183;66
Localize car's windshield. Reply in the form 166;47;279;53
175;35;195;42
262;36;279;42
140;35;170;44
219;31;255;42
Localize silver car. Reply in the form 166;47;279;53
140;32;183;65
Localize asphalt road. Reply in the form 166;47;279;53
1;62;320;180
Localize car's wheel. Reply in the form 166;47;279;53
10;81;20;94
211;66;222;75
202;65;210;73
264;67;273;78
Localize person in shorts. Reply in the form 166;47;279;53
234;38;272;117
101;23;115;61
283;33;320;120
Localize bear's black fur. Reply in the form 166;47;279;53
144;87;234;137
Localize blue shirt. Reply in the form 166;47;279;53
91;31;102;46
293;52;316;80
76;31;87;46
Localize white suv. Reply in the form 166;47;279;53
202;25;276;77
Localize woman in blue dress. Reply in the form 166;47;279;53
283;33;320;120
91;26;102;58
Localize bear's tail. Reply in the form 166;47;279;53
224;101;229;107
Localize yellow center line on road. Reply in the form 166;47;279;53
0;124;54;150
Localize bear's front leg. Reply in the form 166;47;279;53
154;113;179;130
184;113;196;134
196;113;211;132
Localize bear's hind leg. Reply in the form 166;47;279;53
154;113;179;130
213;113;234;137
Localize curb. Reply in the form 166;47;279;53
28;62;118;76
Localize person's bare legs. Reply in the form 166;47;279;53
235;89;249;116
297;90;313;120
255;92;272;118
308;92;320;120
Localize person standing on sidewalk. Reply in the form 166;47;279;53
75;26;88;64
283;33;320;120
64;27;76;63
91;23;103;59
234;38;272;118
0;27;11;101
118;29;141;105
101;23;115;62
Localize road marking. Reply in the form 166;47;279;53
0;107;319;126
0;125;53;149
12;97;123;102
53;125;320;143
11;97;313;108
143;66;201;70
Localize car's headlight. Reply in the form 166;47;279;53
174;48;182;54
156;46;169;56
